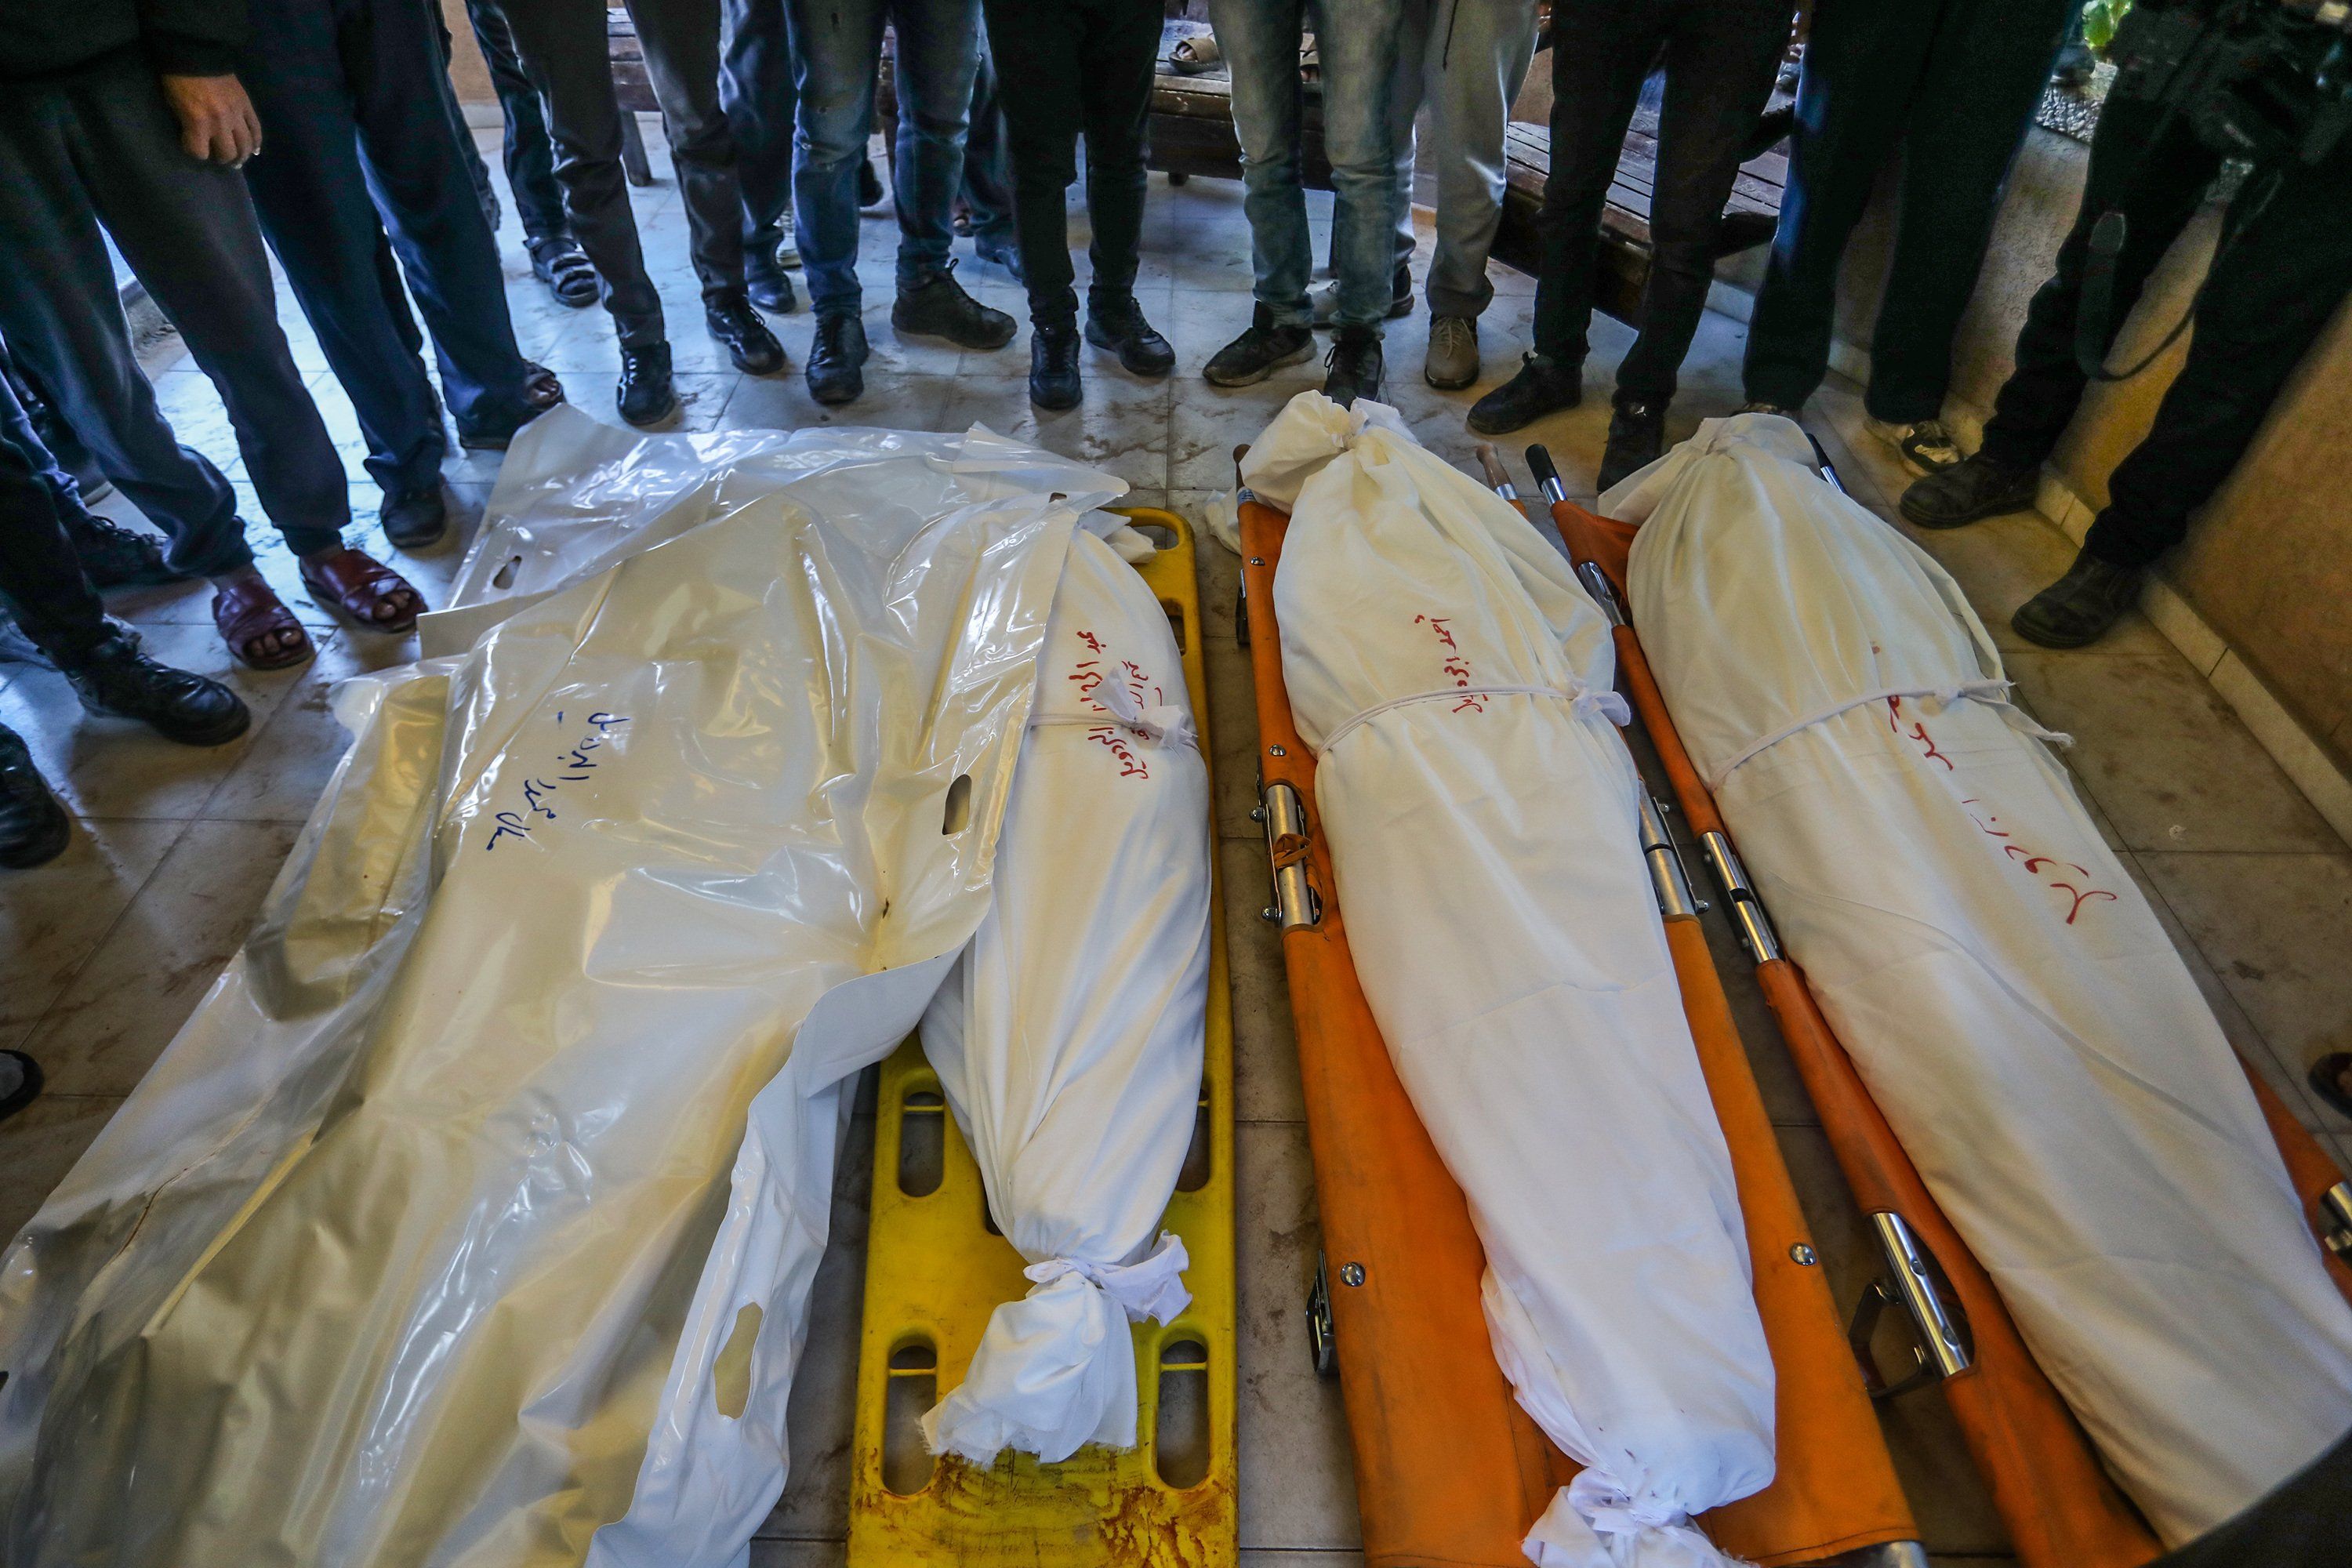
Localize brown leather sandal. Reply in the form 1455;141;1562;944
211;577;313;670
299;548;425;635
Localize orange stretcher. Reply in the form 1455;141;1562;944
1512;441;2352;1568
1234;473;1922;1568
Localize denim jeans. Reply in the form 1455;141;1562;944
1207;0;1407;331
721;0;800;256
1387;0;1539;321
465;0;571;245
786;0;983;315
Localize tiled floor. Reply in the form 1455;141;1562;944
3;129;2349;1568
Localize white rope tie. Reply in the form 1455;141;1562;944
1318;681;1631;755
1708;680;2069;789
1029;671;1197;750
1025;1232;1192;1323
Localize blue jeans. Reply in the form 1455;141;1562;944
1207;0;1406;331
722;0;800;256
786;0;983;314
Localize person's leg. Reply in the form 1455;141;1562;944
466;0;572;245
0;427;111;664
1417;0;1540;322
1530;0;1664;368
430;0;503;234
1387;0;1436;285
0;343;98;528
1207;0;1314;325
785;0;886;316
881;0;982;293
960;35;1019;263
1307;0;1405;333
627;0;750;308
982;0;1083;324
1075;0;1162;315
502;0;668;346
1861;0;2073;423
1740;0;1924;409
721;0;798;249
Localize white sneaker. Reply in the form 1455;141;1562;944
1867;416;1962;476
1308;278;1341;328
1424;314;1479;390
776;211;800;271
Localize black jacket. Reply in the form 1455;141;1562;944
0;0;247;82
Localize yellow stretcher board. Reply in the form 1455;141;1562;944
847;508;1239;1568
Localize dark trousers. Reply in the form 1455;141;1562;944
720;0;800;258
1977;99;2352;568
467;0;572;244
2150;1427;2352;1568
980;0;1160;325
959;37;1017;247
1743;0;2072;420
0;420;111;666
240;0;537;500
1532;0;1787;403
0;56;347;575
502;0;746;347
0;344;99;532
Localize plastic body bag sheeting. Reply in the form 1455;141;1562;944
0;405;1131;1568
1617;414;2352;1546
913;527;1213;1466
1246;392;1774;1568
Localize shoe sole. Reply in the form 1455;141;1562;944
1203;341;1316;388
808;376;862;407
84;698;252;748
1465;393;1581;437
619;400;681;429
1425;364;1477;391
1082;322;1174;377
383;524;448;552
0;805;70;869
2009;611;2110;650
890;305;1017;352
1896;488;2035;531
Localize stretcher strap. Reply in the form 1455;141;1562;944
1025;1232;1192;1323
1029;673;1199;750
1318;682;1632;755
1708;681;2070;790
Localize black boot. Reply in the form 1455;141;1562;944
1084;296;1175;376
892;267;1017;350
806;311;870;406
2013;548;2144;649
1467;352;1582;436
1900;452;2039;530
1323;326;1385;409
60;628;250;746
380;485;448;550
707;294;787;374
1597;394;1668;492
746;256;798;315
1203;304;1316;388
60;510;186;588
616;343;678;427
0;722;68;869
1029;321;1083;411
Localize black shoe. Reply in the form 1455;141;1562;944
1467;352;1583;436
892;267;1017;350
1084;297;1175;377
746;261;798;315
1030;321;1082;411
380;486;448;550
2308;1051;2352;1120
1203;304;1315;388
707;295;787;374
0;724;68;869
1597;394;1668;491
61;510;185;589
0;1049;42;1119
976;233;1025;284
1323;326;1384;409
2012;549;2145;649
807;311;869;405
528;234;600;309
858;156;887;211
1899;452;2039;531
61;629;250;746
617;343;678;426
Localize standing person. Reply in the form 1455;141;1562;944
1740;0;2075;474
720;0;800;313
979;0;1173;410
0;344;183;591
1384;0;1540;390
1202;0;1406;408
1468;0;1787;488
0;0;426;670
786;0;1018;407
459;0;601;307
499;0;786;427
958;38;1022;279
237;0;560;550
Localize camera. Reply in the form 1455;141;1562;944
2110;0;2352;165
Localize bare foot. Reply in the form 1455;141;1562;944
209;566;310;669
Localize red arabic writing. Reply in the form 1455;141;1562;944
1415;614;1485;713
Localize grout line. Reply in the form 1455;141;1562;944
14;818;199;1055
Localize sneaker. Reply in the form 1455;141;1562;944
1310;262;1414;329
1323;326;1384;408
892;267;1017;350
807;311;869;406
61;510;184;589
380;485;448;551
1029;321;1082;411
1084;296;1175;377
707;294;787;373
1899;452;2039;531
1424;314;1478;390
1597;394;1668;492
61;628;250;746
1203;304;1315;388
616;343;679;427
775;212;800;270
2012;549;2144;649
0;723;68;869
1467;352;1582;436
1867;416;1963;477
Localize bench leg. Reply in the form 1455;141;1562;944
619;113;654;187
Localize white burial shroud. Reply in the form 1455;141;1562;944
916;527;1212;1465
1616;412;2352;1546
0;408;1132;1568
1246;392;1775;1568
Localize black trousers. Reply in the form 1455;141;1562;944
2149;1427;2352;1568
466;0;572;245
979;0;1161;325
1977;98;2352;568
720;0;800;253
501;0;747;347
1743;0;2072;420
1532;0;1787;403
0;418;109;666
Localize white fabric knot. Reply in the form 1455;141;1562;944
1025;1232;1192;1324
1032;671;1198;750
1523;1471;1746;1568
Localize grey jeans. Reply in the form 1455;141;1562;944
1388;0;1538;320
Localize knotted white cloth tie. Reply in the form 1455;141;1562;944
1319;681;1632;755
1523;1470;1743;1568
1025;1232;1192;1324
1030;672;1198;750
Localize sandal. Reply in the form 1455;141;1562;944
211;577;313;670
1167;32;1221;74
299;549;425;635
529;236;600;309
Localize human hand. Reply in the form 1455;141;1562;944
160;73;263;167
